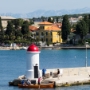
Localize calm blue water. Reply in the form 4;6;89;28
0;49;90;90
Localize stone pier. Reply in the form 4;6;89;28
42;67;90;87
9;67;90;87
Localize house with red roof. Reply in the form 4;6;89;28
29;21;62;44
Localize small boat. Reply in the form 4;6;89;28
18;82;54;88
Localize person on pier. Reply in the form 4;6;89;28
57;69;60;79
38;77;42;88
26;79;31;85
42;68;46;79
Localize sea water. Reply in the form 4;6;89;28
0;49;90;90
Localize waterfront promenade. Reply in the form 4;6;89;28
0;46;27;50
0;45;90;50
40;45;90;49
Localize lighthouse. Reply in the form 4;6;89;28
26;44;42;79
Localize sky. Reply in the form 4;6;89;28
0;0;90;13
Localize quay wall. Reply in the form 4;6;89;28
0;46;90;50
9;67;90;87
46;67;90;76
39;46;90;50
44;67;90;87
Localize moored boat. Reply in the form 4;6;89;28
18;82;54;88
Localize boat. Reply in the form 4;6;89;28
20;46;28;50
18;82;54;88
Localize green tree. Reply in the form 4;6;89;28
56;17;59;23
0;17;3;31
5;21;15;37
12;18;23;29
21;21;29;35
88;14;90;33
62;15;71;42
76;20;88;41
83;15;89;33
41;16;45;21
48;17;54;23
29;19;34;25
0;17;4;40
15;30;22;39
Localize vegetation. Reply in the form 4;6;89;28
0;17;3;31
76;20;87;41
62;15;71;42
0;18;34;46
48;17;54;23
0;13;90;46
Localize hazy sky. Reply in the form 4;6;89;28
0;0;90;13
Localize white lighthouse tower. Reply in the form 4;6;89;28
26;44;42;79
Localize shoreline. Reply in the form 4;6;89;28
40;46;90;50
0;46;90;50
0;46;28;50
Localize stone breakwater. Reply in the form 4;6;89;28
9;67;90;87
44;67;90;87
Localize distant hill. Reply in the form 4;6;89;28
0;7;90;18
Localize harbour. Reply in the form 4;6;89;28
0;47;90;90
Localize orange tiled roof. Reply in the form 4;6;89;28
39;21;53;25
45;25;61;31
29;26;38;31
53;23;62;28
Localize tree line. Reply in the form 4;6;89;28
62;14;90;45
0;18;35;46
47;14;90;45
0;14;90;46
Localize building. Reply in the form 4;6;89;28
0;16;16;29
69;16;83;25
29;21;62;44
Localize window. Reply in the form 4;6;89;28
51;32;52;35
40;26;44;29
41;32;43;35
46;38;48;42
36;32;39;35
46;32;48;35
